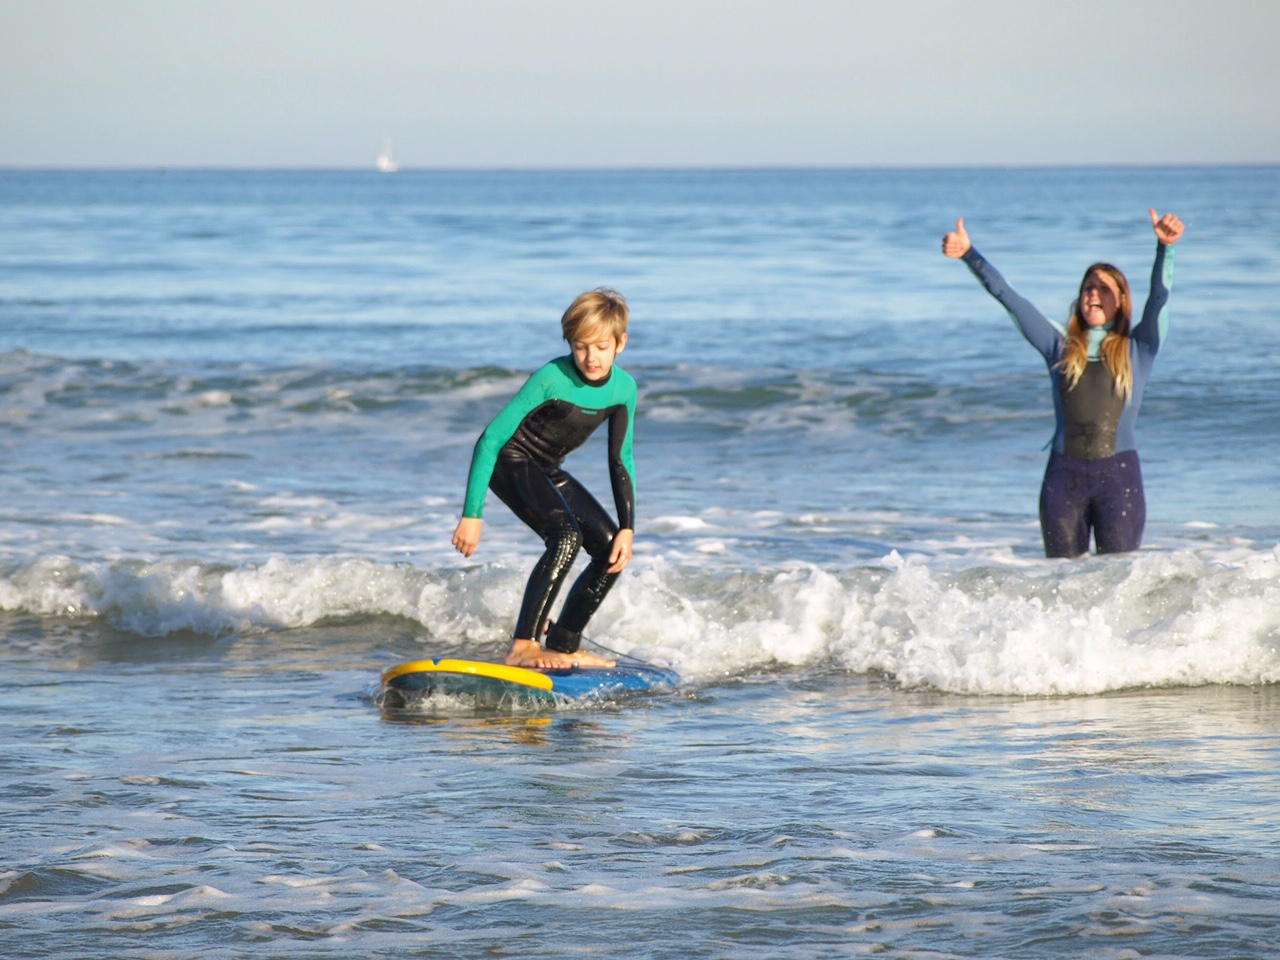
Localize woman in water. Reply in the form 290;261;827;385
942;209;1185;557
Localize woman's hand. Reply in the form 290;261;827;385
941;217;971;258
451;517;482;557
1150;208;1184;245
606;528;634;574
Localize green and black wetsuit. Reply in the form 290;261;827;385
462;356;637;652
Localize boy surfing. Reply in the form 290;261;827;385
451;289;636;668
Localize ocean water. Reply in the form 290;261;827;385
2;167;1279;958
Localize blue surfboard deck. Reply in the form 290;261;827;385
380;656;679;712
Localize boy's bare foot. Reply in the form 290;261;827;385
503;638;616;669
503;638;548;666
566;649;616;667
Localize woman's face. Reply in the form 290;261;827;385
1079;270;1122;328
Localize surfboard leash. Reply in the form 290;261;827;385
582;635;664;669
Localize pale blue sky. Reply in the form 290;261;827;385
2;0;1276;167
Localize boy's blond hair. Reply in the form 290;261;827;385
561;288;629;344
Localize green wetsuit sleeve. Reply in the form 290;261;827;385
461;367;556;518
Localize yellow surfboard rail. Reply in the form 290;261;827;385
381;658;555;691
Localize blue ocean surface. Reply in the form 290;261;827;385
2;167;1279;958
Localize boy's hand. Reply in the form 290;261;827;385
607;528;634;574
452;517;482;557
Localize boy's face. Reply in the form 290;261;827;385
570;327;626;382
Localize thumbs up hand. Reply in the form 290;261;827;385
1149;208;1184;245
942;217;971;258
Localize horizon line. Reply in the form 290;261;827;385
3;160;1278;173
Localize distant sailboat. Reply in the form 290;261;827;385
376;138;400;173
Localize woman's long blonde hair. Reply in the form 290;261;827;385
1055;262;1133;399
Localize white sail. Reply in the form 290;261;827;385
376;138;399;173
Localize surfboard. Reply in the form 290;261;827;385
380;656;679;711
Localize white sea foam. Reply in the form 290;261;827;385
194;390;234;407
3;545;1278;695
49;513;131;526
648;515;711;533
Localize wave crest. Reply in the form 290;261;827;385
4;548;1278;696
